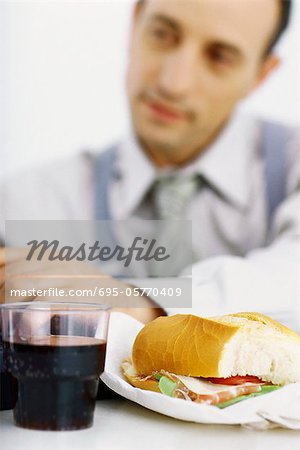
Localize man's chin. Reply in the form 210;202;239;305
137;133;181;154
135;134;189;166
135;123;186;150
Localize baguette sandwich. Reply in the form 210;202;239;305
122;313;300;408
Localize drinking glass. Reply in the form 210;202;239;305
1;302;110;431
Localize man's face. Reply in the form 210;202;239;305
126;0;280;166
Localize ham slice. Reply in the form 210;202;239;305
172;374;263;404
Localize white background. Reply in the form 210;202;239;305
1;0;299;178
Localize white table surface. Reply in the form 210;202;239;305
1;399;300;450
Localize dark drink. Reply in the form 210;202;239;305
3;335;106;430
1;336;18;410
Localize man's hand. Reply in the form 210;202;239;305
0;247;165;323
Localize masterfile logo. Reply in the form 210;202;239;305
4;220;192;308
26;237;171;267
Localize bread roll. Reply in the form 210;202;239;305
131;313;300;385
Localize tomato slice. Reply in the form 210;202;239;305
206;375;263;385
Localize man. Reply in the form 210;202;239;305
0;0;299;324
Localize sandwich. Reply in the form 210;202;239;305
122;313;300;408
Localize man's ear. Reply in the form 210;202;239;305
254;54;281;90
133;0;144;19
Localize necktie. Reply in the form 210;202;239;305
152;173;200;220
146;174;200;277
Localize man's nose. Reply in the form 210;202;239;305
157;45;198;100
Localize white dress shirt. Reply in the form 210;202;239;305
1;112;300;325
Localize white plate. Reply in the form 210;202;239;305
101;313;300;429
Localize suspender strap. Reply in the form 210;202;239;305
261;121;290;221
94;146;117;220
93;146;120;261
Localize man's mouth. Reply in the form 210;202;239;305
143;99;187;124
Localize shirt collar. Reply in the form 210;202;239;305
193;112;258;209
117;112;258;216
116;132;157;216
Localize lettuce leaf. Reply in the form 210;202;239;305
216;385;281;409
158;376;177;397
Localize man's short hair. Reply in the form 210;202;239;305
137;0;292;54
267;0;292;53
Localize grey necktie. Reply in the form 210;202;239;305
146;174;200;277
152;173;200;219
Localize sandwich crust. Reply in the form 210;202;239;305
122;360;160;393
132;314;240;377
229;312;300;345
132;313;300;383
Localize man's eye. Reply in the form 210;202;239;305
207;48;235;67
147;25;178;47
